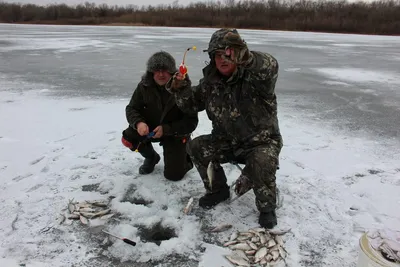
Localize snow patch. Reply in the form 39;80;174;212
314;68;400;84
285;68;301;72
322;80;351;87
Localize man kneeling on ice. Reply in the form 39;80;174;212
167;29;283;229
122;51;198;181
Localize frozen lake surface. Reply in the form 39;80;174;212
1;24;400;140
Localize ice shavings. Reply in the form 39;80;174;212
198;243;232;267
105;215;201;262
98;179;115;194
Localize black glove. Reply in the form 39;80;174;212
223;32;251;65
234;174;253;196
166;72;189;93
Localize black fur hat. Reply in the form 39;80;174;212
146;51;177;74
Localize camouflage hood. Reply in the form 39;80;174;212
202;28;251;80
204;28;238;53
203;28;247;54
201;29;241;81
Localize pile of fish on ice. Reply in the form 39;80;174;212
61;199;115;225
222;227;291;267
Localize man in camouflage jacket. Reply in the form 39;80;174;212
122;51;198;181
167;29;283;228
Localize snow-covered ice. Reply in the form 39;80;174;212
314;68;400;85
0;24;399;267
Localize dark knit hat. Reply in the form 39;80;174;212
146;51;177;73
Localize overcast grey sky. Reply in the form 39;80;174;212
4;0;375;7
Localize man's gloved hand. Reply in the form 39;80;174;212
234;174;253;196
168;72;188;93
223;32;251;65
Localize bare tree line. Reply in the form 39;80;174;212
0;0;399;35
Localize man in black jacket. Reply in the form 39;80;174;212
122;51;198;181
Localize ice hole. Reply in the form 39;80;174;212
138;222;177;245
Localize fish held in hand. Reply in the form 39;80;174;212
206;161;214;191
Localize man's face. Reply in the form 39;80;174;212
153;70;172;86
214;50;237;77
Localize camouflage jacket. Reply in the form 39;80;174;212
126;73;198;137
168;51;283;151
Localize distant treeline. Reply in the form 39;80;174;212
0;0;400;35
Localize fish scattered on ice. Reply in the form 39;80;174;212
183;197;194;214
207;223;233;233
80;215;88;225
268;228;291;236
225;254;250;267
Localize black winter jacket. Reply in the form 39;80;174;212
126;73;198;138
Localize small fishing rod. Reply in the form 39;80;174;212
179;46;196;79
134;131;156;152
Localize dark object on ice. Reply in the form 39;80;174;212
102;230;136;246
138;222;177;246
199;184;230;209
81;183;100;192
138;148;161;174
259;210;277;229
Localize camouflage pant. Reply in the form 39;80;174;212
187;134;282;212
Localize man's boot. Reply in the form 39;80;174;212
199;184;230;209
259;210;277;229
139;145;160;174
